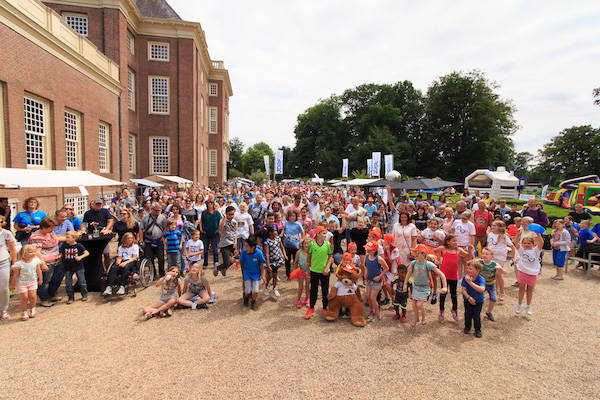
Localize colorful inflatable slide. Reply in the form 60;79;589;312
543;175;600;215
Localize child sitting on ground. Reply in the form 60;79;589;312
391;264;411;322
178;263;211;309
9;244;45;320
60;231;89;303
462;259;486;338
143;266;181;319
239;235;265;310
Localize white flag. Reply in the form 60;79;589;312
384;154;394;176
372;152;381;177
275;150;283;175
367;159;373;176
342;158;349;178
264;155;270;175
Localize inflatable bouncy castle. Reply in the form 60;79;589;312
543;175;600;215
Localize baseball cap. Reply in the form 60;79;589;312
364;241;379;251
313;226;326;236
383;234;396;247
347;242;357;251
369;227;382;240
93;198;103;204
409;244;432;254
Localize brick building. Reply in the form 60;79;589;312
0;0;232;215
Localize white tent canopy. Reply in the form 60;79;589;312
144;175;193;186
0;168;124;188
129;178;163;187
332;178;380;187
465;166;519;199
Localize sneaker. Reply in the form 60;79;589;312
117;286;126;295
103;286;112;296
220;267;227;277
392;314;400;320
451;309;458;321
430;293;438;305
475;330;482;338
322;308;328;316
515;303;523;314
40;300;54;307
366;314;374;322
22;312;29;321
191;302;197;310
400;316;407;323
144;312;153;320
1;311;9;320
81;296;88;302
273;288;280;298
305;307;315;319
244;296;250;307
486;312;495;321
49;296;62;302
166;308;173;317
29;308;36;318
526;305;532;315
464;328;471;334
305;299;310;308
66;297;74;304
263;287;269;297
296;299;302;308
438;310;444;321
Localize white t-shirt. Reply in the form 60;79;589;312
118;244;139;261
185;239;204;262
0;229;15;262
421;228;445;248
517;246;541;275
392;223;417;251
234;212;253;240
387;247;401;275
452;220;475;247
334;281;357;296
487;232;511;262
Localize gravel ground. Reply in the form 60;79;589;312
2;255;600;399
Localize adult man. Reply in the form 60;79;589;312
63;203;82;231
344;196;367;229
0;197;11;229
307;193;320;219
248;194;266;230
81;199;114;269
140;202;167;276
496;199;511;220
117;188;137;213
568;203;592;224
473;200;494;248
453;201;468;219
287;194;305;213
364;197;377;217
53;209;74;237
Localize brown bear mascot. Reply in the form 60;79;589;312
325;258;366;327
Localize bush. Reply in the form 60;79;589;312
248;170;269;186
228;168;244;178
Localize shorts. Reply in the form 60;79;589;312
298;270;310;279
411;284;431;301
393;291;408;308
269;264;283;273
485;284;497;302
367;280;383;291
244;279;260;294
189;287;207;296
159;294;177;304
517;271;538;287
552;249;566;268
103;243;110;254
15;281;37;294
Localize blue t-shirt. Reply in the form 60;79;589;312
54;220;74;235
69;217;82;231
13;210;47;231
579;228;595;245
462;274;485;304
283;221;304;249
240;248;266;281
164;229;182;252
365;204;377;217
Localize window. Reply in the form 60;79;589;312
64;194;88;217
209;149;217;177
150;137;169;174
126;32;134;55
200;96;204;127
209;107;217;134
24;96;48;167
98;122;109;172
127;69;135;111
0;84;5;167
200;144;204;176
149;77;169;114
64;110;80;169
209;83;218;96
148;42;169;61
64;14;88;36
128;134;136;174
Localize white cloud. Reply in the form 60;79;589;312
170;0;600;155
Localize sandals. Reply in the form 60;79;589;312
21;312;29;321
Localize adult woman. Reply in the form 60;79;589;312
194;194;206;214
441;207;455;234
318;206;340;226
28;218;62;307
181;199;199;227
411;206;429;231
392;212;418;266
435;195;448;211
460;189;471;207
169;204;184;231
148;190;160;202
112;208;141;245
283;209;304;279
13;197;47;244
199;200;221;267
142;199;152;213
0;215;16;319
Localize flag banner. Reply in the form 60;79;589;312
342;158;349;178
372;152;381;177
264;155;270;175
367;159;373;176
275;150;283;174
384;154;393;176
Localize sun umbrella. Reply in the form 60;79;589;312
396;177;462;190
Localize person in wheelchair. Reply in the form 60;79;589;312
103;232;139;296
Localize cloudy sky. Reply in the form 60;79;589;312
170;0;600;156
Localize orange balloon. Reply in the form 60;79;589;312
289;268;303;280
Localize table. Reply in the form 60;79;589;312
79;233;115;291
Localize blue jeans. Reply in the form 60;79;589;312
37;263;57;301
65;268;88;298
167;251;184;273
49;262;65;298
202;234;219;266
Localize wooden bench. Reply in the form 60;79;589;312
567;253;600;275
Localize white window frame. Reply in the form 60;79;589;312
98;122;110;173
24;95;51;169
128;134;136;174
64;109;81;170
64;13;88;37
209;83;218;96
148;42;169;62
148;76;169;115
209;107;217;134
126;32;135;55
209;149;217;177
150;136;169;174
64;194;88;218
127;69;135;111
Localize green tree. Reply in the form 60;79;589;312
513;151;534;178
241;142;274;177
229;137;244;172
424;70;516;181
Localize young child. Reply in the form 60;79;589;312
60;231;89;303
391;264;411;322
164;219;183;273
104;232;139;296
305;226;333;319
350;217;369;275
462;259;486;338
293;237;312;308
347;242;361;269
550;219;570;280
419;219;445;304
185;229;204;271
10;245;45;320
142;266;181;319
480;247;506;321
486;220;516;300
264;226;287;298
508;216;522;286
382;234;400;306
514;230;544;315
564;215;579;257
404;244;447;327
178;263;211;309
438;234;470;321
239;235;266;310
451;211;475;278
364;241;389;323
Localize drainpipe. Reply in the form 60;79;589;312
118;96;123;182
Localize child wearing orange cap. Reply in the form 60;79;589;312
364;241;389;323
382;234;400;306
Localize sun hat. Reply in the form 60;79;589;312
313;226;326;235
369;227;382;240
384;234;396;247
410;244;432;254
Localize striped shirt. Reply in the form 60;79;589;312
163;229;182;253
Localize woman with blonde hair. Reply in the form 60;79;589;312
112;208;141;245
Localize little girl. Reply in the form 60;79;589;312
404;244;447;326
9;245;45;320
364;241;389;323
293;237;312;308
419;219;445;304
438;234;470;321
486;220;516;300
480;247;506;322
178;263;211;309
264;226;287;298
550;219;570;280
514;230;544;315
142;266;181;319
104;232;139;296
382;234;400;306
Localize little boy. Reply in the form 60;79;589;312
239;235;265;310
60;231;89;303
462;259;486;338
550;219;570;280
391;264;411;322
163;219;182;273
216;206;238;276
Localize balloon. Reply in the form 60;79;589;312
507;224;518;237
526;223;545;234
289;268;303;280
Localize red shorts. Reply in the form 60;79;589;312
517;271;537;287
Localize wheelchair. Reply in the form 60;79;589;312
101;247;155;298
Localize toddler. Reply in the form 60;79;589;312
9;245;45;320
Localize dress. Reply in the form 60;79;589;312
393;223;417;265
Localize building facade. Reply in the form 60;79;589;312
0;0;231;214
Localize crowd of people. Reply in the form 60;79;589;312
1;183;599;337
